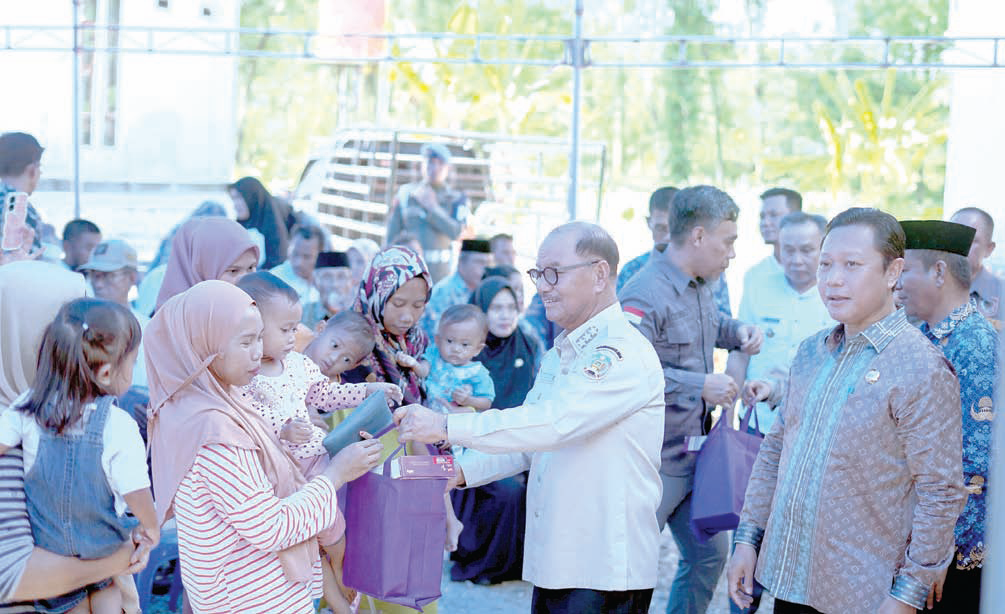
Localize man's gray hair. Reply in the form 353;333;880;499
669;185;740;245
546;221;619;278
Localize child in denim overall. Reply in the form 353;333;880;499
0;299;158;613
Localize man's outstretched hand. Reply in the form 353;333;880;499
394;404;448;444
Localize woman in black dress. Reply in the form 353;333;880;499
450;275;542;584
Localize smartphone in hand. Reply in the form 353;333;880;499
1;192;28;251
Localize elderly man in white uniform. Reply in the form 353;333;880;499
395;221;665;614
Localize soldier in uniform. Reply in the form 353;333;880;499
895;220;997;613
395;221;665;614
618;185;763;614
386;142;470;283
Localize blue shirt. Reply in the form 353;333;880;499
422;345;495;413
919;298;997;569
419;272;473;338
617;249;732;318
270;261;319;305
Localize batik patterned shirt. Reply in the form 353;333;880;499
736;308;965;612
920;298;997;570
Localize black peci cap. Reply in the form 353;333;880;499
315;251;351;268
461;239;491;254
900;220;976;257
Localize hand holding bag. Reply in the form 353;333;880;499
689;406;764;543
342;439;447;611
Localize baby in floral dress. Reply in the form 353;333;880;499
237;273;401;614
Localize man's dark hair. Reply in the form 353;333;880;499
648;186;679;215
760;187;803;212
291;224;327;250
912;250;972;289
0;132;44;176
952;206;995;237
824;207;905;268
62;219;101;242
669;185;740;245
437;303;488;339
779;211;827;234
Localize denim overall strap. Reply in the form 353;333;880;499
25;396;133;565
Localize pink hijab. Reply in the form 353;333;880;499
155;217;259;310
145;280;315;581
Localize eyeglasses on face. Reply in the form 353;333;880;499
526;260;600;285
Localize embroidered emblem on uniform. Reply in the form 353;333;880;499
596;345;623;359
515;358;525;368
971;396;994;422
583;347;618;380
864;369;880;384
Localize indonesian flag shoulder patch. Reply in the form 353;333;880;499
623;305;644;325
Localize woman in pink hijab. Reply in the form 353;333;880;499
154;217;260;311
145;281;381;613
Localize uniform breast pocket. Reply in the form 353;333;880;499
658;313;695;365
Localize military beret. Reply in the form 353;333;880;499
900;220;975;257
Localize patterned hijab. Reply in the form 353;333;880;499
146;281;315;581
355;246;431;404
155;217;259;311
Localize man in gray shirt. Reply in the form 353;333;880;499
619;185;762;614
386;143;470;282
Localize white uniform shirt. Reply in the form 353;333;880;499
449;303;665;591
737;269;834;432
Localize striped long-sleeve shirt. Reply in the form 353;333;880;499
173;443;339;614
0;447;35;612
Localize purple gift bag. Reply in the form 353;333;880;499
343;443;447;611
689;407;764;543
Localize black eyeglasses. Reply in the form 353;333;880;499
526;260;600;285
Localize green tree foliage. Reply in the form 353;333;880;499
235;0;342;183
235;0;951;219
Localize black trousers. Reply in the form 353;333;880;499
773;599;824;614
928;564;982;613
530;586;654;614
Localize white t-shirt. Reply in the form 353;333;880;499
0;393;150;516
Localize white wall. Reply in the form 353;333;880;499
0;0;239;185
944;0;1005;236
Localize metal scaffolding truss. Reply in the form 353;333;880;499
4;23;1004;69
4;4;1003;218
